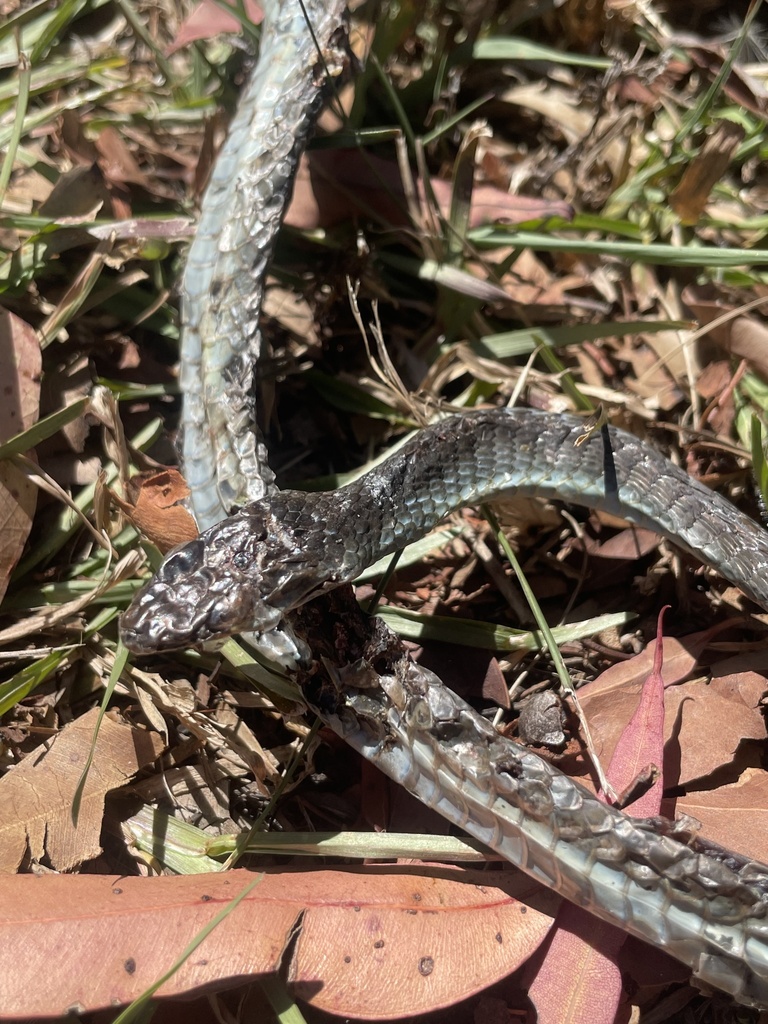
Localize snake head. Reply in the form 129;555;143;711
120;530;280;655
119;492;344;655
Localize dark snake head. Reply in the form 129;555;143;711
120;492;339;655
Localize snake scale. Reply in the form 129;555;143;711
120;0;768;1010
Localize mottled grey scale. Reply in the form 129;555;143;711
128;408;768;640
181;0;349;528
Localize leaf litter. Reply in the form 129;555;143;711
2;0;768;1021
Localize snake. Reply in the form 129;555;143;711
119;0;768;1010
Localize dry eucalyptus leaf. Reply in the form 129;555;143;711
0;867;557;1017
577;628;716;713
580;654;767;787
527;904;626;1024
288;867;556;1017
576;641;768;870
0;708;163;873
676;767;768;861
0;307;41;604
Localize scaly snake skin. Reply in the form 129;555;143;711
295;589;768;1011
121;408;768;651
120;0;768;1009
181;0;350;529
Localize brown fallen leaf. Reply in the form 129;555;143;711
728;317;768;381
573;626;721;711
599;607;668;813
285;149;574;233
495;246;588;310
661;671;767;788
0;307;41;605
696;359;736;435
94;125;153;190
575;635;768;866
526;907;627;1024
676;767;768;854
0;867;557;1018
0;708;163;873
111;468;198;553
682;284;768;380
37;164;109;221
573;524;661;562
622;333;685;410
289;866;555;1017
561;524;662;595
669;121;745;225
579;653;767;789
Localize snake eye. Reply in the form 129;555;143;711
161;539;205;581
232;551;250;570
408;699;433;731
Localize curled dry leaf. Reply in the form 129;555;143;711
0;867;557;1018
0;307;41;605
0;708;163;873
111;469;198;553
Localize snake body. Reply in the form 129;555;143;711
120;407;768;653
120;0;768;1009
181;0;349;529
297;589;768;1010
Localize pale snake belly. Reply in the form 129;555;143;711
120;0;768;1009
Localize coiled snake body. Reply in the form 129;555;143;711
120;0;768;1009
